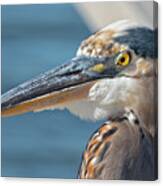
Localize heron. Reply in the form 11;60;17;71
1;20;157;180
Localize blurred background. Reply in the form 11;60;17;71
1;1;154;178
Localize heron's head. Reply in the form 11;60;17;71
1;20;157;121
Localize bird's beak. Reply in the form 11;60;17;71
1;56;118;117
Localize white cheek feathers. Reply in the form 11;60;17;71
65;78;140;121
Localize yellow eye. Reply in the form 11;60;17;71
116;52;131;67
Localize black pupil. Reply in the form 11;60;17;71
120;57;126;63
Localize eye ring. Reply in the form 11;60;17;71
115;51;131;67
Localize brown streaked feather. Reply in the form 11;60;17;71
78;119;155;180
77;29;124;58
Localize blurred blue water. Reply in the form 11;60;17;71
1;4;102;178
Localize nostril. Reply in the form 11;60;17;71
59;70;82;77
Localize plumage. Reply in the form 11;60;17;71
1;20;157;180
78;110;155;180
114;27;158;58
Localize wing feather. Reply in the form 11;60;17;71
78;119;155;180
